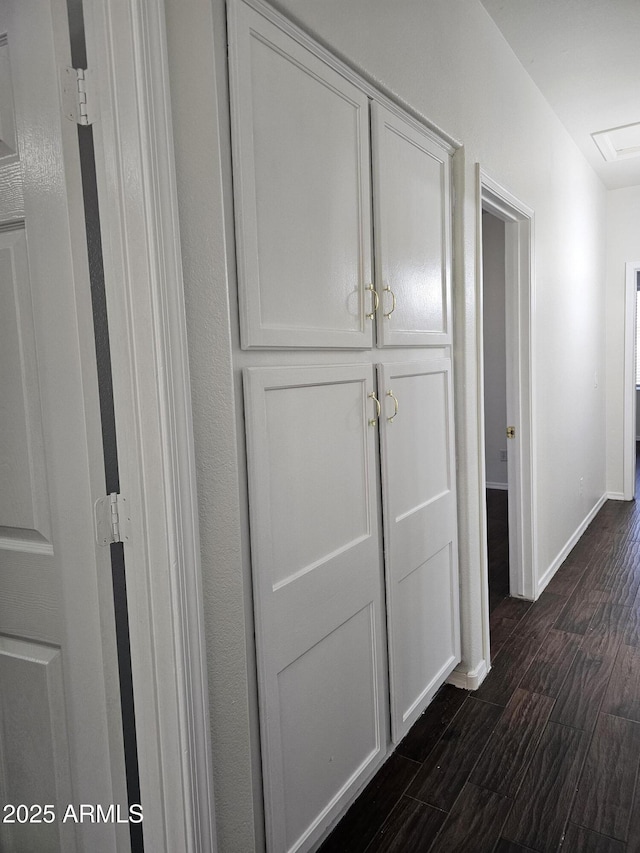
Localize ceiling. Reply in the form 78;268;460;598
480;0;640;190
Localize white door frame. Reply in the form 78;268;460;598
82;1;215;851
624;261;640;500
477;167;537;660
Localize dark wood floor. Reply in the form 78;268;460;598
487;488;510;615
318;465;640;852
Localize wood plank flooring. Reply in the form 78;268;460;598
318;463;640;852
487;488;510;616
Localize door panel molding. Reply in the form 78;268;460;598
83;1;216;850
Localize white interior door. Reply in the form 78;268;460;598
244;364;388;853
0;1;128;850
372;102;452;347
378;358;460;742
228;0;373;349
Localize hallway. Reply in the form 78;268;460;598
319;469;640;851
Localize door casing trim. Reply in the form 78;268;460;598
476;166;538;668
82;1;216;850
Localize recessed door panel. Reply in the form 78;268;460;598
229;1;373;348
0;638;75;853
0;34;22;223
278;604;380;851
372;103;452;347
386;370;451;521
395;545;458;724
378;359;460;741
0;226;51;547
0;37;17;161
264;380;370;590
244;364;387;852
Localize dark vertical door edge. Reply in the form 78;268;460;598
67;1;144;850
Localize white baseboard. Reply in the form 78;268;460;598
447;659;488;691
537;493;608;595
607;491;626;501
486;482;508;491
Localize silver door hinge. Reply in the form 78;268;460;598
94;493;131;547
60;66;95;126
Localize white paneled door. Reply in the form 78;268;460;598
243;365;388;853
228;1;373;349
378;359;460;742
0;1;127;851
372;103;452;347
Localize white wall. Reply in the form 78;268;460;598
164;2;260;850
606;187;640;493
482;212;507;488
164;1;608;850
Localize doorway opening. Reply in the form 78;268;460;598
482;211;510;614
477;167;537;665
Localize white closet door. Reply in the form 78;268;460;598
0;1;128;850
228;1;373;349
244;364;387;853
378;359;460;742
372;103;452;347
